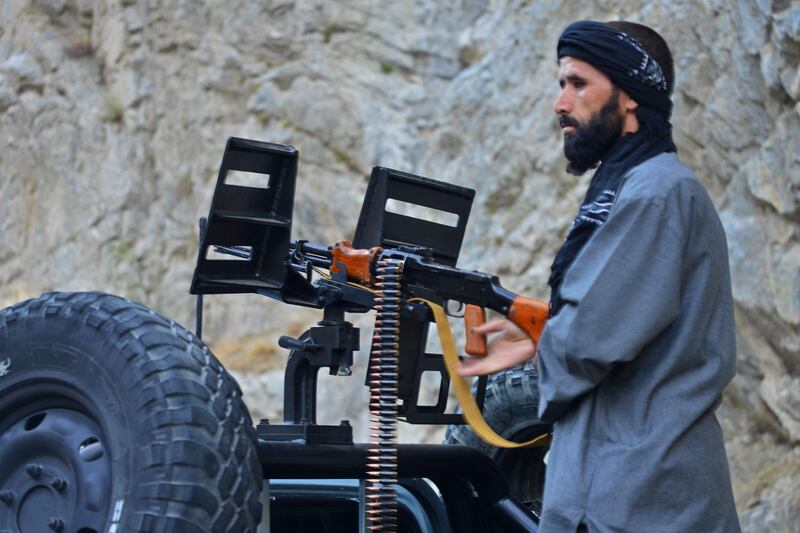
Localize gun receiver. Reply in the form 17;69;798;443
326;240;549;349
190;137;548;426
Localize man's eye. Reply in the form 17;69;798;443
573;81;585;89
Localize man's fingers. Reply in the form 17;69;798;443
457;343;536;377
457;357;497;377
470;318;510;335
458;355;522;376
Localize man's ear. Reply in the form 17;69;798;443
619;90;640;134
622;92;639;112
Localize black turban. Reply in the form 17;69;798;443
557;20;672;119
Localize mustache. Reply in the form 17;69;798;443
559;115;579;129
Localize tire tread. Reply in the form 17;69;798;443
0;291;262;532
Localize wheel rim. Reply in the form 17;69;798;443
0;383;112;533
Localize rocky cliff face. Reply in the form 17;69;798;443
1;0;798;529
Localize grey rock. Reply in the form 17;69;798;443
33;0;66;18
0;73;17;111
1;52;43;92
781;66;800;100
773;3;800;43
759;42;784;91
745;111;800;215
734;0;771;55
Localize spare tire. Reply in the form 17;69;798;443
444;362;551;519
0;292;262;533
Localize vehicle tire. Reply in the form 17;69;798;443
0;291;262;533
444;362;551;518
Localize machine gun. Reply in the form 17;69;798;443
190;137;548;532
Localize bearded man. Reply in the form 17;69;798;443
460;21;741;532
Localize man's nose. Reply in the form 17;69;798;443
554;89;571;115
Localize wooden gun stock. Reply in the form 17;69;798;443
331;240;382;285
464;304;488;357
508;296;550;348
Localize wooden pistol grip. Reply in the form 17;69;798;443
508;296;549;348
331;240;382;285
464;304;488;357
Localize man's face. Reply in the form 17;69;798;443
554;57;625;175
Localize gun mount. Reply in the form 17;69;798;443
191;137;490;433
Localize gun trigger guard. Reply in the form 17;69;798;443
444;299;465;318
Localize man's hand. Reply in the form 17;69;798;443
457;318;536;376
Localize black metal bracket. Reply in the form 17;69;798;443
258;306;359;445
353;166;474;267
282;306;359;422
257;441;540;533
190;137;304;300
393;300;488;425
195;217;207;339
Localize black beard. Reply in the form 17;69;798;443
561;93;624;176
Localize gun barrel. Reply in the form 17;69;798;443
291;240;332;258
289;240;332;268
212;245;252;260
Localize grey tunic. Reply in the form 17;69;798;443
537;153;740;533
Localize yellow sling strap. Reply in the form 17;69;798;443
412;298;551;449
